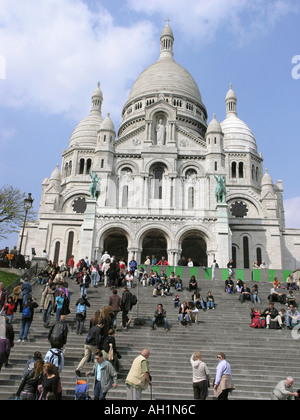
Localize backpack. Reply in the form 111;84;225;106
131;294;138;306
77;303;86;314
47;349;63;371
22;304;32;319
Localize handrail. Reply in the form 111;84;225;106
6;263;39;296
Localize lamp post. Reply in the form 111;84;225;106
18;193;34;256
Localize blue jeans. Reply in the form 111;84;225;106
287;317;300;328
91;273;97;287
151;316;169;329
18;319;32;340
43;303;52;327
179;313;190;323
252;293;261;303
112;311;119;328
206;301;215;309
56;307;62;322
94;381;107;400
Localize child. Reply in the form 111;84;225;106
173;295;181;308
4;297;15;324
206;291;215;309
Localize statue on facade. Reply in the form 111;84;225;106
214;174;226;203
89;170;101;200
156;119;166;145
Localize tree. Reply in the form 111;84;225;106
0;185;36;240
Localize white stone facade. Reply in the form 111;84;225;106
21;23;300;270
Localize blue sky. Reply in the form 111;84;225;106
0;0;299;249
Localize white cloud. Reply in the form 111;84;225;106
0;0;157;124
127;0;298;46
284;197;300;229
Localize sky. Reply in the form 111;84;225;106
0;0;299;249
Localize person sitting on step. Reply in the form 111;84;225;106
150;304;169;331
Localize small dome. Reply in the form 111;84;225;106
50;164;61;181
226;83;237;101
161;22;174;39
221;84;257;152
221;113;257;152
92;81;103;99
261;169;273;186
69;113;103;148
206;114;222;134
100;113;115;132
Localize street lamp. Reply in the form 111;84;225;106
19;193;34;256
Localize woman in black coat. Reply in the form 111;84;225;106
16;360;44;400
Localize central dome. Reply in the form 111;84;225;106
126;22;203;107
128;59;203;105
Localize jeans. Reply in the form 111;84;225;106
80;286;87;297
206;301;215;309
43;303;52;327
18;318;32;340
287;317;300;328
76;319;85;335
151;316;169;329
94;381;107;400
252;293;261;303
112;311;119;329
6;314;13;324
91;273;97;287
56;307;62;322
179;313;190;323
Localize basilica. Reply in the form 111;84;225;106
22;22;300;270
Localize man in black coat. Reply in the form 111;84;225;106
48;314;68;349
121;286;133;329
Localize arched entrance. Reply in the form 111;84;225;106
141;229;168;263
103;230;128;261
180;232;207;266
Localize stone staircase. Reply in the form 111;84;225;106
1;275;299;400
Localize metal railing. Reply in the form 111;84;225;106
5;263;39;296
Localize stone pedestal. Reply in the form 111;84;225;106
78;200;97;260
216;203;230;268
31;257;49;271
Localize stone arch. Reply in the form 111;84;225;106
136;224;173;263
97;225;132;262
176;227;212;266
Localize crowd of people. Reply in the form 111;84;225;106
0;250;300;400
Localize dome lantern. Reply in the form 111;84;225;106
159;19;174;60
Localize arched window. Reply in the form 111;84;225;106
256;247;262;266
122;185;128;207
53;242;60;264
232;162;237;178
239;162;244;178
243;236;249;269
188;187;195;209
86;159;92;174
79;159;85;175
154;169;163;199
66;232;74;264
232;246;237;268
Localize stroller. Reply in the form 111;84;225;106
75;377;91;400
